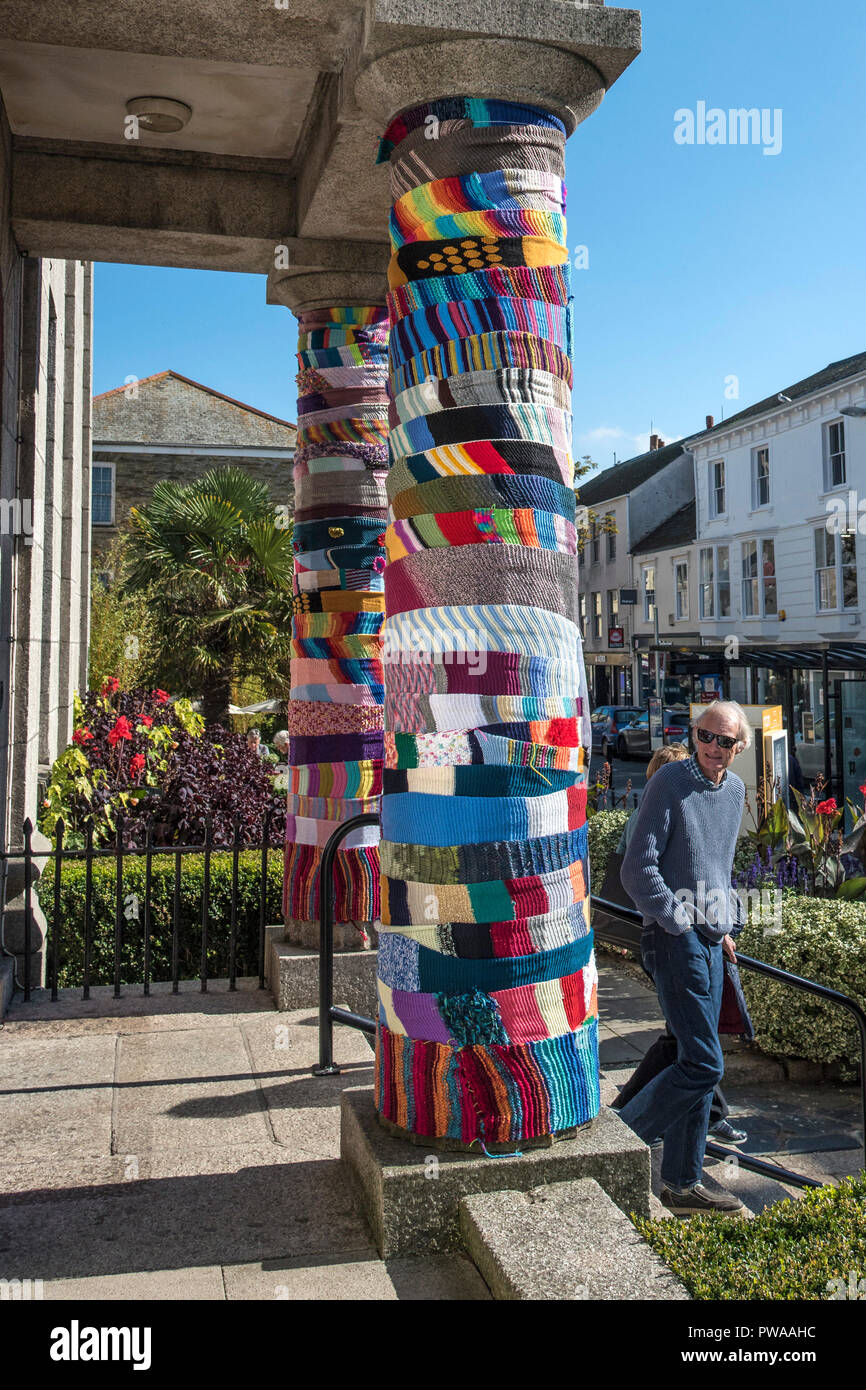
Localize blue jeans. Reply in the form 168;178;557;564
617;923;724;1190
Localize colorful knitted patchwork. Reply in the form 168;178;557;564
283;306;389;925
375;98;598;1145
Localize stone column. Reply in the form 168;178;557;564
357;64;605;1147
269;263;389;947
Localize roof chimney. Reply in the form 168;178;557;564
706;414;715;429
649;433;664;451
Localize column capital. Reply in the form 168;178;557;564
267;239;389;315
351;0;642;133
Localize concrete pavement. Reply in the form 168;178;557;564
0;960;861;1299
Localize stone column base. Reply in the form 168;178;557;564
340;1086;651;1257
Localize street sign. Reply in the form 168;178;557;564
608;626;624;649
620;588;638;605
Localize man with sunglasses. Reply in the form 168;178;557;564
617;701;750;1215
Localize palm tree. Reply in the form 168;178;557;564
123;466;294;725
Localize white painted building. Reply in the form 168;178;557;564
677;350;866;805
577;438;695;704
692;351;866;654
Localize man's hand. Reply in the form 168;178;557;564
722;933;737;963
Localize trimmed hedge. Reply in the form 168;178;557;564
36;851;284;987
737;895;866;1075
634;1174;866;1300
587;809;631;892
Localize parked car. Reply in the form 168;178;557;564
617;706;691;760
590;706;643;762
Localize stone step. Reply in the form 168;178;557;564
460;1177;690;1301
269;939;377;1016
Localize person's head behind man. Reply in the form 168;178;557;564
690;701;751;785
246;728;261;752
647;743;688;781
272;730;289;756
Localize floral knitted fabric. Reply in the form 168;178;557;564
283;307;388;924
375;98;598;1145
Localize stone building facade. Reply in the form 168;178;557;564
91;370;296;559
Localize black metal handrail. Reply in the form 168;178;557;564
312;813;378;1076
1;812;280;1001
315;819;866;1190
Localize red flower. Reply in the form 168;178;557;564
107;716;133;747
129;753;146;775
859;784;866;797
140;716;153;728
72;727;94;745
815;798;838;815
152;689;170;705
101;677;120;696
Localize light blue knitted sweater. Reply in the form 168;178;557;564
619;757;745;943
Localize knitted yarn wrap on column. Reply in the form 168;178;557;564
284;306;389;924
375;99;599;1145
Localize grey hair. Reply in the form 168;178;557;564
691;700;752;750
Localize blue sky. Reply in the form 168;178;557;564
93;0;866;480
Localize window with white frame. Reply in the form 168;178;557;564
815;527;858;611
590;522;600;565
761;538;777;615
674;559;689;620
699;547;714;618
579;592;586;639
752;446;770;508
642;565;655;622
741;540;758;616
592;591;602;640
608;588;619;629
606;514;616;561
717;545;731;617
709;459;725;518
823;419;846;490
741;538;777;617
92;463;114;525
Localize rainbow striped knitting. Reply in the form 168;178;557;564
284;306;389;924
375;100;599;1146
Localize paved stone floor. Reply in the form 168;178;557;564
1;961;862;1298
0;981;488;1300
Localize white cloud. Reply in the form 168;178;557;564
575;424;683;469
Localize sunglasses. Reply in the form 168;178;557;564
696;727;739;751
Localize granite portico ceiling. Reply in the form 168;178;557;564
0;0;640;274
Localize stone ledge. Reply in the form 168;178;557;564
269;941;378;1018
340;1086;651;1257
459;1177;689;1301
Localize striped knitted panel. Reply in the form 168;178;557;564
283;306;389;924
375;99;597;1144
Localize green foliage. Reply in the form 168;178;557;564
587;809;631;890
36;852;284;987
88;535;161;691
738;895;866;1073
634;1174;866;1300
123;466;294;723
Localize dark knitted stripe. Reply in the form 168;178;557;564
379;824;589;884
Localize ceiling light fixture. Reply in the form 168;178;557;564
125;97;192;133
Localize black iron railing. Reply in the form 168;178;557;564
312;812;378;1076
315;818;866;1190
2;812;279;1001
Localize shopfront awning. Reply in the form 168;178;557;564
659;644;866;672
